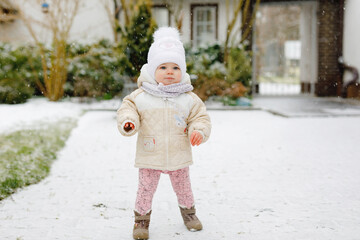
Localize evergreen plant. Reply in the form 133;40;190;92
118;2;156;77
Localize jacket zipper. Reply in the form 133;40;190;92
164;98;169;169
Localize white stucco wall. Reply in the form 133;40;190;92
343;0;360;82
1;0;242;46
153;0;241;46
69;0;113;44
0;0;113;44
299;1;318;93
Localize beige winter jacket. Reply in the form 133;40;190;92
117;65;211;171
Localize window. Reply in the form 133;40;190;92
191;5;217;47
0;5;18;23
152;5;170;27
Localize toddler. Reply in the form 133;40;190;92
117;27;211;240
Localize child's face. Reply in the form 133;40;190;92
154;62;182;85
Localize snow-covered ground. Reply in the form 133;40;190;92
0;98;121;133
0;98;360;240
259;82;301;95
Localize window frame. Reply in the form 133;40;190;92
190;4;218;47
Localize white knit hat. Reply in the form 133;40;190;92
147;27;186;80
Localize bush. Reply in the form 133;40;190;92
0;78;34;104
0;43;39;104
0;39;252;104
186;44;225;77
186;44;252;101
0;41;126;102
118;2;156;77
67;40;124;99
226;45;252;86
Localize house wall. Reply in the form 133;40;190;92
299;1;318;94
1;0;240;46
69;0;113;44
0;15;30;43
0;0;113;45
153;0;241;46
343;0;360;84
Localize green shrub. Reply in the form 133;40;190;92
67;40;124;99
118;2;156;77
226;45;252;86
186;44;225;77
186;43;251;86
0;41;126;102
0;78;34;104
186;44;252;101
0;43;39;103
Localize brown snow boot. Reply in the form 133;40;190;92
133;210;151;240
179;206;203;231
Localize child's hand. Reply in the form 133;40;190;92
190;131;203;146
124;122;135;132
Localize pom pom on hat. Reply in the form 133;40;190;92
153;27;181;42
147;27;186;80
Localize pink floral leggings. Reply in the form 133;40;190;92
135;167;195;215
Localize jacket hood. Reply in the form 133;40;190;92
137;64;192;88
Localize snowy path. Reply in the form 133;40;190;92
1;110;360;239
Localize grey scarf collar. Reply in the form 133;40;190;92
141;82;193;98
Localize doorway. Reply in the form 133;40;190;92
253;1;318;95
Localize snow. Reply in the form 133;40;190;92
259;82;301;95
1;98;360;240
0;98;121;134
0;98;82;134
